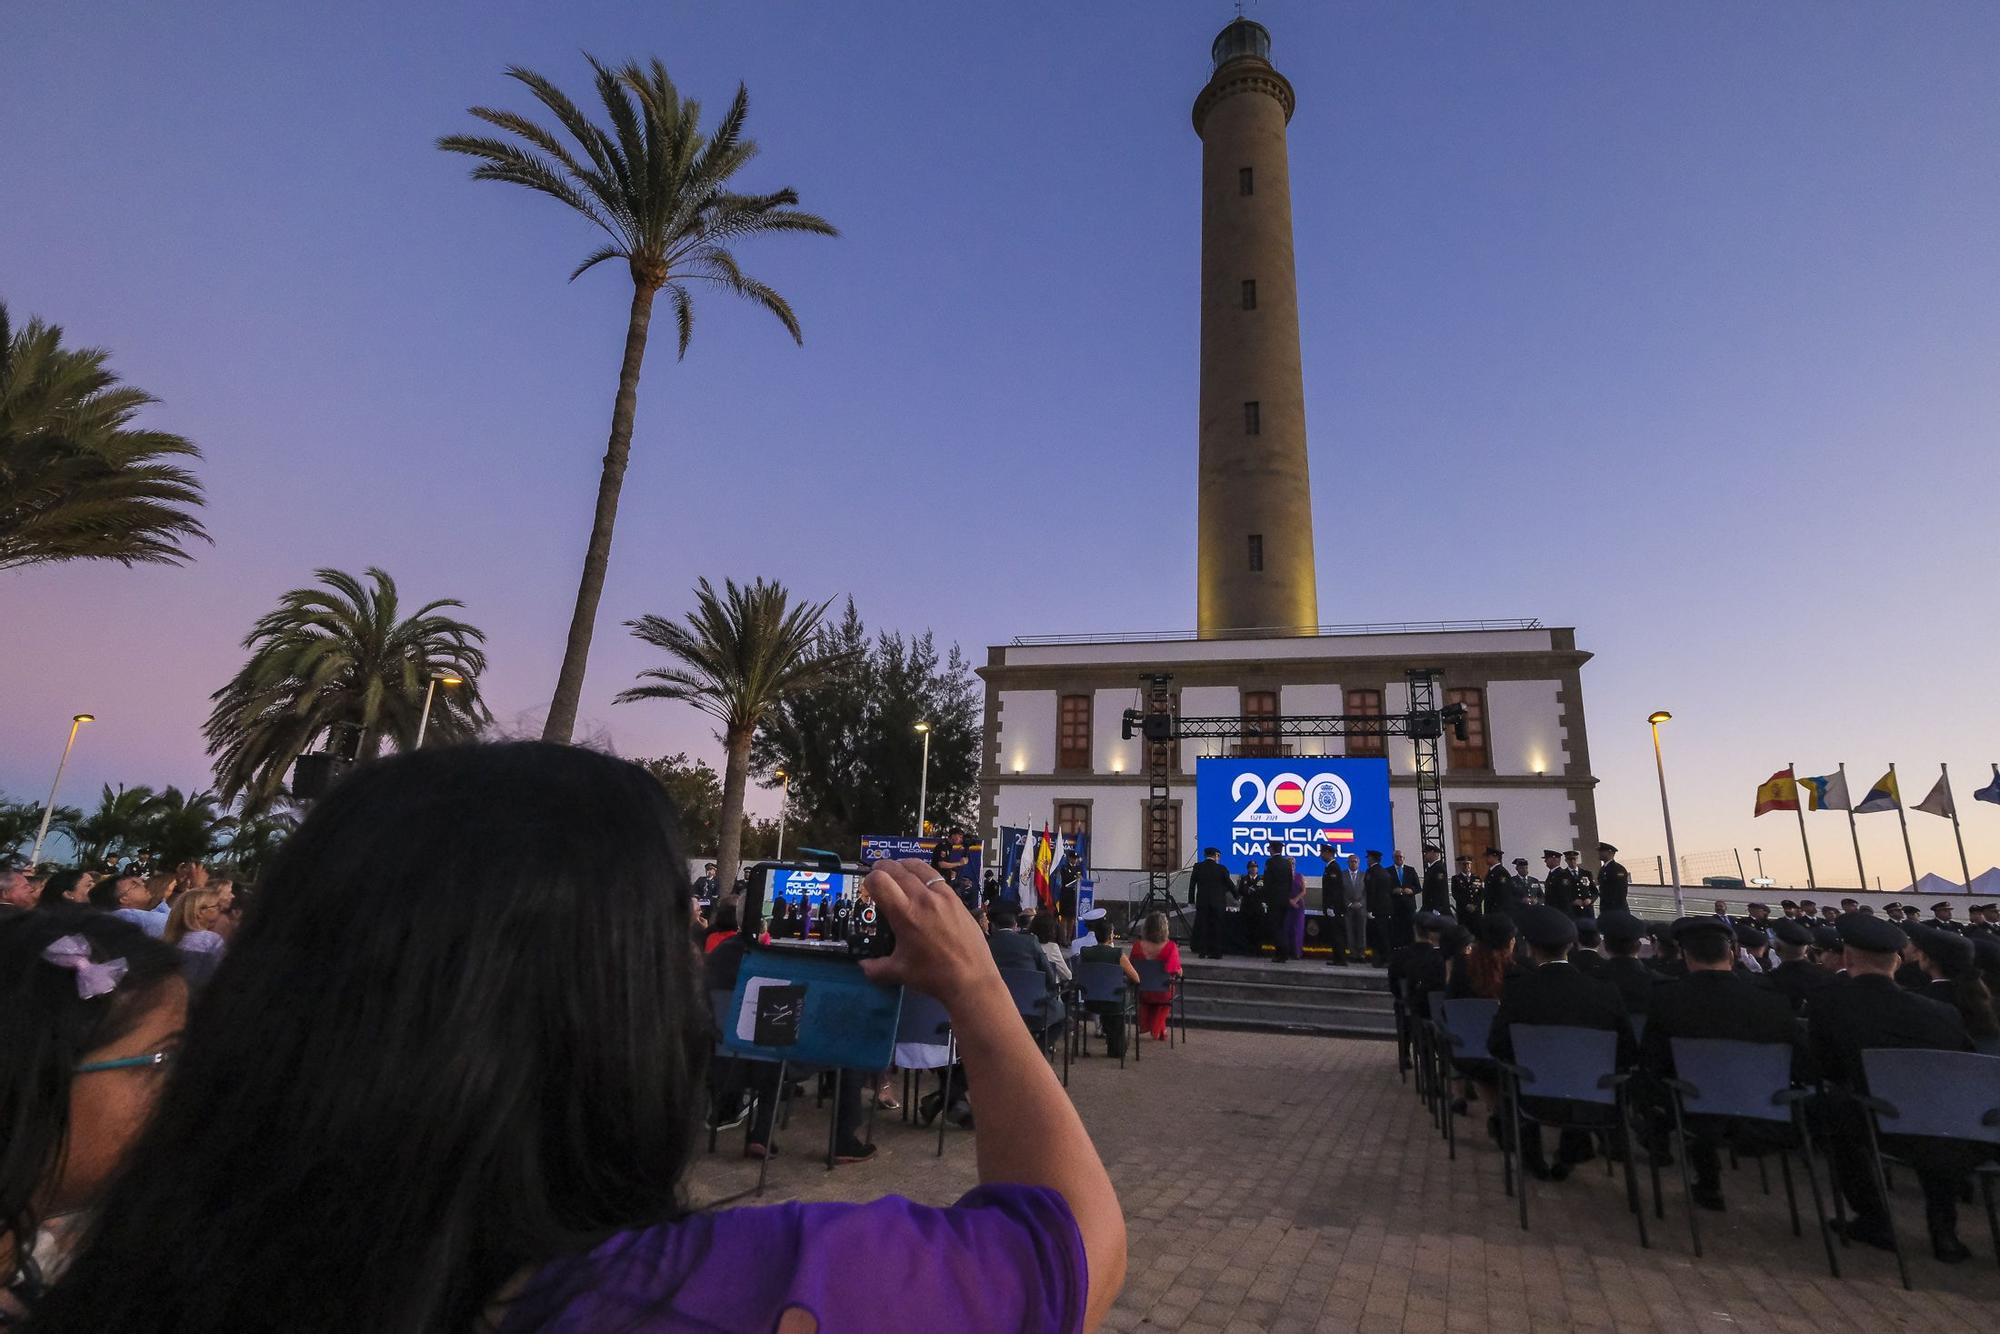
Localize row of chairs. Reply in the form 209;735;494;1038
1408;992;2000;1288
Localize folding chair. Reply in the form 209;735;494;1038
1665;1037;1838;1275
1131;957;1186;1048
1856;1048;2000;1289
1073;961;1138;1069
893;989;956;1157
1436;998;1500;1166
1496;1023;1648;1247
707;988;788;1196
1000;967;1069;1087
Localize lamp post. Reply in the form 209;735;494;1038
914;721;932;837
774;768;790;861
1753;847;1765;880
27;713;94;867
1648;711;1683;914
414;673;465;750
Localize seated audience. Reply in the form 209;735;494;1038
1076;917;1141;1059
1031;912;1072;984
0;911;185;1319
1129;912;1181;1041
26;743;1126;1332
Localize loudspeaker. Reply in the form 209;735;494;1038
292;752;352;802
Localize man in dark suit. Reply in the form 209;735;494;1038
1263;840;1298;961
1188;847;1236;960
1389;850;1420;949
1596;912;1658;1015
1638;916;1807;1211
1541;850;1577;917
1481;847;1524;920
986;901;1059;986
1809;912;1978;1261
1362;850;1396;967
1762;919;1838;1012
1488;907;1636;1178
1420;844;1450;915
1449;855;1480;920
1595;842;1631;915
1323;842;1366;967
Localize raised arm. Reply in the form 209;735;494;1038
862;859;1127;1331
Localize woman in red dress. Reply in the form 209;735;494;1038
1128;911;1182;1040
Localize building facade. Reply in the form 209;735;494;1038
978;622;1599;898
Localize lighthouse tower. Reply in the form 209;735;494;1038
1193;18;1318;638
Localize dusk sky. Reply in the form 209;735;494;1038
4;1;1996;889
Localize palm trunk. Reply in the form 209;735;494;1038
716;725;753;894
543;281;658;743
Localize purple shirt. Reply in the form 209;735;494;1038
506;1183;1085;1333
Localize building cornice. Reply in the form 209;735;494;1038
1192;59;1296;134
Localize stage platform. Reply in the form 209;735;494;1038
1178;955;1395;1040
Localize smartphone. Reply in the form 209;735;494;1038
741;859;892;959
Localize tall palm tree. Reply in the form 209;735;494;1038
618;578;847;890
59;784;162;868
0;301;208;571
204;567;490;812
218;803;298;883
1;798;74;860
143;787;237;869
440;57;836;745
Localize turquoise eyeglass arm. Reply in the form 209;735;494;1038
74;1051;170;1074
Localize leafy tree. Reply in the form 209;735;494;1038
0;301;208;571
143;787;236;868
59;784;162;868
2;798;78;862
617;578;847;891
204;567;490;812
217;804;298;883
440;57;836;744
641;752;723;856
751;600;981;857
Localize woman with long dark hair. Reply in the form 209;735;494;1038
1;910;184;1316
29;743;1125;1332
1913;926;2000;1051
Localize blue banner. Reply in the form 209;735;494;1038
856;835;984;888
1195;757;1393;878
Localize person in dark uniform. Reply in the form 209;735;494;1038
1638;915;1808;1212
1567;917;1606;977
1596;912;1658;1015
1762;919;1838;1012
1187;846;1236;960
1511;858;1536;904
1239;858;1265;955
1324;842;1366;968
1263;840;1299;962
1595;843;1631;915
1420;844;1450;915
1809;924;1844;973
1565;851;1596;915
1487;907;1636;1179
1389;850;1420;949
1647;924;1687;979
1541;850;1576;917
1053;847;1083;934
1449;855;1480;921
1362;850;1396;967
1909;926;2000;1047
1809;912;1979;1262
1925;901;1962;934
1388;911;1444;1072
1480;847;1521;919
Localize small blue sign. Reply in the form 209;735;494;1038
1195;757;1393;878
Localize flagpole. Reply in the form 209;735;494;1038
1942;763;1973;891
1788;763;1816;889
1840;763;1865;891
1889;762;1918;892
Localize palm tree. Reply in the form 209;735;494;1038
218;803;298;883
204;567;490;812
0;302;208;571
143;787;237;869
1;798;74;861
59;784;162;868
440;57;836;745
618;578;847;890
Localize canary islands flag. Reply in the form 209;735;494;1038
1754;769;1799;817
1854;769;1901;814
1797;771;1850;811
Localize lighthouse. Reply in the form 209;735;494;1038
1193;17;1318;638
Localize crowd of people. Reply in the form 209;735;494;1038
1395;892;2000;1265
0;743;1129;1331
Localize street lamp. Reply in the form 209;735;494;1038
1648;710;1683;914
914;721;932;837
774;768;791;861
27;713;94;867
1754;847;1765;880
414;672;465;750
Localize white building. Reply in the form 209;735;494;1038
978;620;1599;900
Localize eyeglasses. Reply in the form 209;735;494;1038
75;1049;173;1075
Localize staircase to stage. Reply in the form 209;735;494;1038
1177;957;1396;1039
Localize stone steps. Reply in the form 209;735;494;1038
1177;959;1396;1039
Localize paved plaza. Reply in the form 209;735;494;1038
690;1029;2000;1332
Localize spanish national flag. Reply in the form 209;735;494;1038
1754;768;1799;817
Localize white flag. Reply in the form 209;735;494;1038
1914;771;1956;820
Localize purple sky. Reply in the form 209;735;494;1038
4;2;1996;889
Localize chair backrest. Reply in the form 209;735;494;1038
1427;990;1447;1025
1000;966;1056;1023
1074;961;1130;1005
895;988;952;1044
1861;1048;2000;1145
1509;1024;1619;1105
1668;1038;1794;1123
1438;998;1499;1061
1630;1014;1648;1047
1131;956;1173;993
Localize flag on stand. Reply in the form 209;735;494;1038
1854;769;1901;814
1976;770;2000;806
1032;825;1055;911
1797;771;1850;811
1914;772;1956;819
1754;769;1799;816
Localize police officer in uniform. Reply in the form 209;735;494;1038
1565;850;1596;915
1420;843;1450;915
1481;847;1523;919
1449;855;1480;920
1188;846;1237;960
1762;918;1838;1011
1541;850;1577;917
1595;842;1631;915
1362;850;1396;967
1596;911;1658;1015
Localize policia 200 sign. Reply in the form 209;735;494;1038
1195;757;1393;877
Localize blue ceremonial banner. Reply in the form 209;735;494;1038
856;835;984;886
1195;757;1394;878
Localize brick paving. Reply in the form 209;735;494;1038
688;1032;2000;1331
